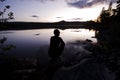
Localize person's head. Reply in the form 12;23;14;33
54;29;60;37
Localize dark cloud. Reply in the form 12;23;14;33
56;17;63;18
31;15;39;18
66;0;117;8
71;18;82;20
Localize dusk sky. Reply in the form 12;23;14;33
0;0;117;22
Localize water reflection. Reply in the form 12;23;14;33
0;31;14;34
0;29;96;60
61;29;96;43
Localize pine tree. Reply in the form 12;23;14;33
115;0;120;21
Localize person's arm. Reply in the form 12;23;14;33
61;38;65;47
59;37;65;53
48;37;52;54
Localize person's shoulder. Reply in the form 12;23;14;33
59;37;62;39
58;37;63;40
51;36;62;39
51;36;56;39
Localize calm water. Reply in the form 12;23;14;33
0;28;96;63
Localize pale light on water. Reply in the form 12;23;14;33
0;29;97;60
60;29;96;43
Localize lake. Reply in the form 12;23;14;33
0;28;97;65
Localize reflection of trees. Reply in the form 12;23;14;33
0;0;14;22
0;37;15;54
96;1;120;80
0;0;5;2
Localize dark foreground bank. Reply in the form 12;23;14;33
0;41;116;80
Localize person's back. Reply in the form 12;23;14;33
49;29;65;62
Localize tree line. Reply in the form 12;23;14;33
95;1;120;80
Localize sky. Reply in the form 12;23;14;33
0;0;117;22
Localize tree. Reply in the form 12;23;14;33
99;7;111;23
97;1;113;24
0;0;14;22
115;0;120;21
96;1;120;80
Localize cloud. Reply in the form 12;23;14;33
71;18;82;20
66;0;117;8
35;0;55;3
20;0;55;2
56;17;63;18
31;15;39;18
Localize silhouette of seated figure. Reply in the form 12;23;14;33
49;29;65;62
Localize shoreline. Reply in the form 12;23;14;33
0;22;99;31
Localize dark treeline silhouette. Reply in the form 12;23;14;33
93;1;120;80
0;21;97;30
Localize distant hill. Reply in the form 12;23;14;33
0;21;98;30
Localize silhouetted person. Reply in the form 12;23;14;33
49;29;65;62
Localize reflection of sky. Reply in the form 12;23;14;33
0;0;117;22
0;29;96;43
0;29;97;58
0;28;98;66
60;29;96;42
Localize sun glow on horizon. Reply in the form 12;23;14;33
1;0;117;22
48;4;108;22
14;4;112;22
